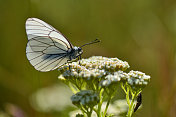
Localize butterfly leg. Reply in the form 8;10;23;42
79;55;82;65
66;59;71;71
69;65;71;71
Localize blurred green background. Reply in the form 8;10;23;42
0;0;176;117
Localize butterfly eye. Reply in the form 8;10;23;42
78;47;82;51
78;47;83;54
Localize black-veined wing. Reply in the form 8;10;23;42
26;18;73;72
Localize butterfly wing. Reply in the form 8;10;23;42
26;18;72;72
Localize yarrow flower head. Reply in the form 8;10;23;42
127;70;151;89
100;70;129;87
58;56;151;91
71;90;99;107
58;56;129;80
100;70;151;89
58;56;131;91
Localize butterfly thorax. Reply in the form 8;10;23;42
68;46;83;60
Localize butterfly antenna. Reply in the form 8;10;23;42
80;39;101;48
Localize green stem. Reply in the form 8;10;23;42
127;94;135;117
97;89;104;117
87;108;93;117
103;96;111;117
126;86;130;106
81;106;87;113
80;107;87;117
127;88;139;117
121;83;127;94
68;83;78;93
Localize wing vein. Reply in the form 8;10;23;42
39;54;67;71
29;38;68;52
33;54;52;67
31;18;53;30
26;24;54;30
51;55;66;70
29;53;44;61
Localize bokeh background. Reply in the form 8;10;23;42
0;0;176;117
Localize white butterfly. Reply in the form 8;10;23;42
25;18;99;72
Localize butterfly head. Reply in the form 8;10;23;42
74;46;83;57
69;46;83;60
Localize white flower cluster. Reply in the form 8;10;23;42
58;56;130;80
61;67;106;79
58;56;150;88
100;71;129;87
71;90;99;107
80;56;129;71
100;70;150;87
127;70;151;87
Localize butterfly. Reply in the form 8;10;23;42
25;18;100;72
